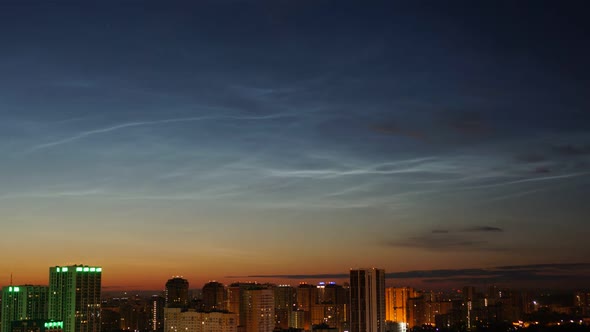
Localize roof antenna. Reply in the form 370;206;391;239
10;272;13;286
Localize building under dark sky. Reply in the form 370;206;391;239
165;277;189;308
48;265;102;332
350;269;386;332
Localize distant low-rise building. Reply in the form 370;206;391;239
164;308;237;332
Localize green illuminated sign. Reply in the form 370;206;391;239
44;321;64;329
64;266;103;273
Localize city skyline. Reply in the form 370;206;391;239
1;1;589;290
4;263;587;332
3;263;590;291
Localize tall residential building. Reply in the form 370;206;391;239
385;287;418;325
165;277;189;308
350;268;385;332
164;308;237;332
150;295;165;331
202;281;226;311
274;285;295;330
290;310;305;330
227;283;242;324
312;282;349;332
119;295;149;331
406;292;452;328
318;282;347;306
48;265;102;332
296;283;315;312
296;283;316;330
1;285;49;332
226;282;259;326
239;285;274;332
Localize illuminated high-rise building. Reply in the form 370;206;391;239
165;277;189;308
290;310;305;330
1;285;49;332
119;297;149;332
239;285;274;332
385;287;418;325
317;282;347;305
149;295;165;331
274;285;295;330
406;292;452;328
350;268;385;332
311;282;349;332
202;281;226;311
296;283;315;330
48;265;102;332
226;282;259;326
296;283;315;311
227;283;242;324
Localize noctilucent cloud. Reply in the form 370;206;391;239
1;1;589;289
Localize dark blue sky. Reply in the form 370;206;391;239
1;1;589;287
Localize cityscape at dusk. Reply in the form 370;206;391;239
0;1;589;331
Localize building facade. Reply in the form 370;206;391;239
48;265;102;332
239;286;274;332
150;295;166;331
385;287;418;326
226;284;242;325
350;269;385;332
202;282;226;311
1;285;49;332
296;283;315;330
9;320;64;332
165;277;189;308
311;282;349;332
274;285;295;330
164;308;237;332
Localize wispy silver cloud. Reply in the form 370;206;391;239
486;188;546;202
458;172;589;190
0;189;107;200
0;187;243;202
29;113;291;151
263;157;451;179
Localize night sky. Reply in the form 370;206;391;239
1;1;589;290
